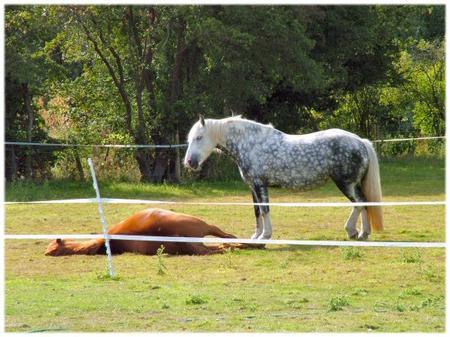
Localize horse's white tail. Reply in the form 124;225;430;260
361;139;384;231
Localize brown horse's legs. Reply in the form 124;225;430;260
217;243;260;250
183;243;227;255
204;224;265;251
157;241;225;255
206;224;237;239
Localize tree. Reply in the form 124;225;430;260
397;40;445;136
5;6;61;180
43;6;191;182
5;5;445;183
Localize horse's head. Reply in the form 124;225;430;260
184;115;219;171
45;238;74;256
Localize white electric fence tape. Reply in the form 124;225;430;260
87;158;115;278
372;136;445;143
4;141;187;148
4;135;445;149
4;198;446;207
4;234;445;248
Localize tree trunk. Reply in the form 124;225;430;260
22;83;34;180
135;148;154;182
152;153;168;183
6;145;18;181
129;7;159;184
174;129;181;182
74;149;85;181
165;21;187;184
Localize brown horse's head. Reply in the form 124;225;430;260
45;238;75;256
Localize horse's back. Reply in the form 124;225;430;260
108;208;212;237
285;128;361;143
109;208;167;235
107;208;214;255
298;128;370;185
259;128;369;188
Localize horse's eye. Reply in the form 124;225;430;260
196;136;203;141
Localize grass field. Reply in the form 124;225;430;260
4;157;445;332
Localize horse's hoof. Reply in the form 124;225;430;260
347;231;359;240
248;240;266;249
357;232;369;241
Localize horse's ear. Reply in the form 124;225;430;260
199;114;205;127
56;238;63;245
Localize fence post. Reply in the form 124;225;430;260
87;158;116;278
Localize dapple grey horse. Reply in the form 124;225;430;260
184;115;383;241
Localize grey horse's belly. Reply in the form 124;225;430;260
264;157;332;189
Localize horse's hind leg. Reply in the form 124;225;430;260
343;183;372;240
345;207;362;239
253;184;272;240
251;190;264;239
358;208;371;240
184;243;226;255
353;182;371;240
206;224;237;239
352;184;371;240
333;180;364;239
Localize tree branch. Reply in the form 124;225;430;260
75;11;133;133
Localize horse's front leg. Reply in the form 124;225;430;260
254;184;272;240
251;190;264;240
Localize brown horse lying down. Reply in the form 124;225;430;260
45;208;244;256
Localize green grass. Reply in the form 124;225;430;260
5;157;444;201
4;158;445;332
341;247;365;260
329;295;350;312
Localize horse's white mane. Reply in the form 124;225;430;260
216;115;274;130
188;115;275;143
207;115;275;142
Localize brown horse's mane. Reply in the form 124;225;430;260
46;238;106;256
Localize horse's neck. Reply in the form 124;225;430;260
220;121;274;160
206;119;226;144
68;239;105;255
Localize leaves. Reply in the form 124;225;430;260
5;5;446;182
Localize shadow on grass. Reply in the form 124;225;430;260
265;245;334;253
221;244;328;254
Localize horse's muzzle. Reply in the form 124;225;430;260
184;155;200;171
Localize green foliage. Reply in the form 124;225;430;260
4;5;446;183
4;6;63;181
399;40;445;137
